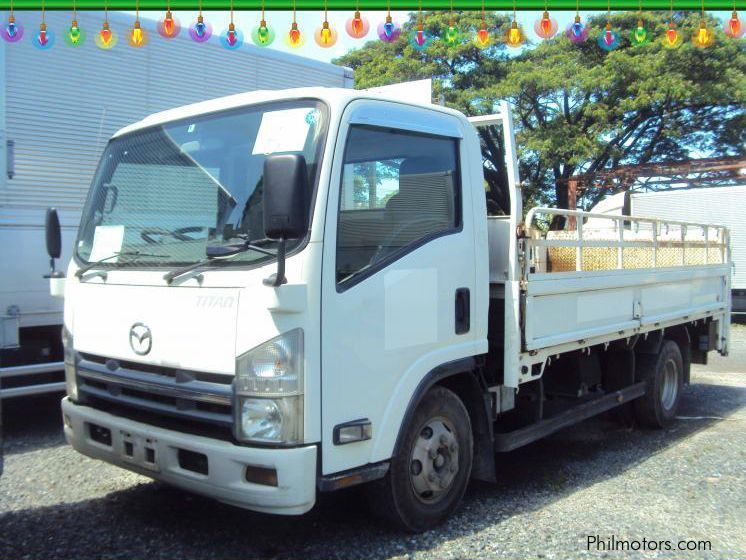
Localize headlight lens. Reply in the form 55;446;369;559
62;326;78;401
239;396;303;443
235;329;303;444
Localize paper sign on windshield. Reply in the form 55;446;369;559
252;108;312;155
89;225;125;262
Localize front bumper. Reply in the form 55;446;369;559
61;397;317;515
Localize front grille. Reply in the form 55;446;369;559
76;355;234;430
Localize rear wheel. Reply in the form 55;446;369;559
368;386;473;532
634;340;684;428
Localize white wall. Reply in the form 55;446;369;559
631;185;746;290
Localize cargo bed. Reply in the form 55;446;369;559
489;206;731;388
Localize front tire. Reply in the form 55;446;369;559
368;386;473;532
634;340;684;428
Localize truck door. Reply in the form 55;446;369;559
320;100;483;475
468;104;523;389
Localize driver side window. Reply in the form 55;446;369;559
336;125;461;287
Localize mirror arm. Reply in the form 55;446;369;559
44;257;65;279
263;238;288;287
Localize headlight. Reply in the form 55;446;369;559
62;326;79;401
234;329;303;444
239;396;303;442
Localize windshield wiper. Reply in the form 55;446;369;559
163;238;276;285
75;251;168;279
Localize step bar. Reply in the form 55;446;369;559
494;382;646;452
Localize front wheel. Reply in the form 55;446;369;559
634;340;684;428
368;386;473;532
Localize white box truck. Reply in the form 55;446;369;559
0;11;352;398
49;88;730;531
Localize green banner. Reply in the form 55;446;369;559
2;1;738;10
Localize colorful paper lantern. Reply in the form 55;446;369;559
158;8;181;39
474;23;490;48
443;21;460;45
220;0;243;49
95;19;118;49
724;10;743;38
693;18;714;48
534;10;558;39
3;0;25;43
190;10;213;43
285;0;304;48
346;9;370;39
441;1;459;45
410;22;431;51
129;18;148;47
33;21;55;50
409;6;431;51
630;18;649;46
504;0;525;48
598;21;621;51
3;14;24;43
127;0;147;47
65;18;86;46
286;21;304;48
252;19;275;46
315;20;338;47
95;0;117;49
378;7;401;43
505;20;525;48
566;14;588;43
662;20;681;48
474;0;491;49
65;0;85;48
252;0;275;46
220;23;243;49
315;2;338;48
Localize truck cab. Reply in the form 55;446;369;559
52;87;731;531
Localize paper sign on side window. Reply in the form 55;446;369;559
252;108;312;155
89;225;125;262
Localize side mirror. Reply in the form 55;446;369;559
44;207;65;297
262;154;310;287
46;207;62;260
263;154;310;241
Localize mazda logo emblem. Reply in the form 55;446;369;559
129;323;152;355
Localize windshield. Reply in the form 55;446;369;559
76;100;327;268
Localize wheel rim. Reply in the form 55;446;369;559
660;358;679;411
409;417;459;504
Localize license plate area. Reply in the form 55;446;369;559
119;429;160;472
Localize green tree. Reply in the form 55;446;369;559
335;11;746;219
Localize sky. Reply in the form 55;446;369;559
123;9;736;64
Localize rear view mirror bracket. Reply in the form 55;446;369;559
262;238;288;287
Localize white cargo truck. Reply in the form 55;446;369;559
49;88;731;531
0;11;352;398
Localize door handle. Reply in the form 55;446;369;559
455;288;470;335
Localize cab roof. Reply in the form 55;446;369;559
111;87;466;138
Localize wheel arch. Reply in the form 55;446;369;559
664;325;692;385
391;357;496;483
634;329;664;355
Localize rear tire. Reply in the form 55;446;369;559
368;386;473;532
634;340;684;428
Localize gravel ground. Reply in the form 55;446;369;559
1;326;745;560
